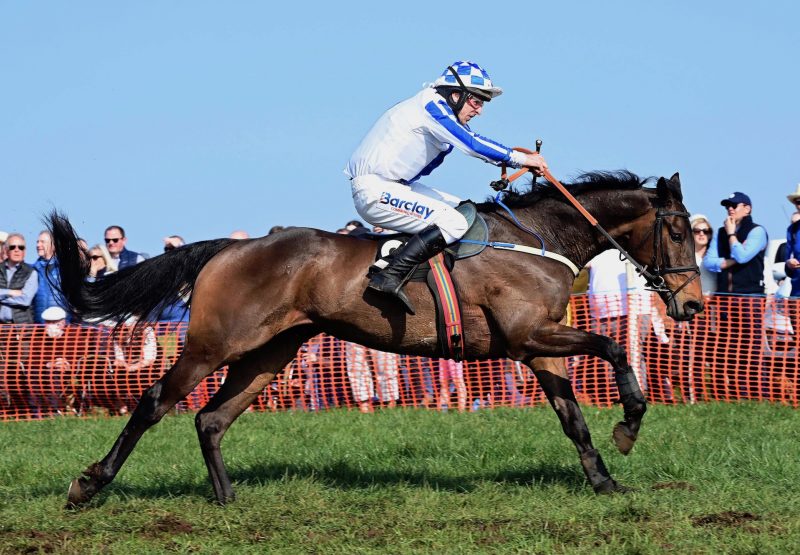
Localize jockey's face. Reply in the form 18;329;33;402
452;92;484;124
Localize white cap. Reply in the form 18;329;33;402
689;213;709;227
41;306;67;321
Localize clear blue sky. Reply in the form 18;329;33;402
2;1;798;257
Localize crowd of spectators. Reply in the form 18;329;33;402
2;185;799;417
581;187;799;404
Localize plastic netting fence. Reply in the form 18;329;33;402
1;293;797;420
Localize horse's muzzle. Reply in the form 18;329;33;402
668;298;704;321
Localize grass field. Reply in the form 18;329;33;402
1;403;799;554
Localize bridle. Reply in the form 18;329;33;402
632;208;701;307
492;144;700;307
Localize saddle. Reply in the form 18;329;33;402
365;202;488;361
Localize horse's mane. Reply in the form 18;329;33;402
477;170;655;211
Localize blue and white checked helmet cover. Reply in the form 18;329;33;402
432;61;503;99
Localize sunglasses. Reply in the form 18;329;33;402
794;199;800;206
90;255;103;260
7;245;25;251
105;237;122;244
466;95;485;109
692;228;712;235
164;245;176;252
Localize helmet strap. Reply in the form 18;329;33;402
444;65;470;117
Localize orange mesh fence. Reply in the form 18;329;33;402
1;293;797;420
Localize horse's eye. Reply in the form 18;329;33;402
670;232;682;243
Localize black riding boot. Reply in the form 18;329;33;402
368;225;447;314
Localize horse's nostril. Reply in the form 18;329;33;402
684;300;703;314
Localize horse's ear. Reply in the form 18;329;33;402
656;176;668;200
668;172;683;202
657;173;683;203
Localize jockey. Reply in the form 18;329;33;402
345;61;548;314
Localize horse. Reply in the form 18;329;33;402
49;170;703;507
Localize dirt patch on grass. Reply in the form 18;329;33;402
0;530;76;553
692;511;759;528
652;481;696;491
140;515;194;538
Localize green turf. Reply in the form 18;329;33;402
1;403;798;553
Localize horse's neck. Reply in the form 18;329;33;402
507;190;651;270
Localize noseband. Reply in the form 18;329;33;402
634;208;701;306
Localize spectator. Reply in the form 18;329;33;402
110;317;159;414
703;192;768;294
0;230;7;262
583;249;629;404
0;233;38;324
112;318;158;373
584;250;666;402
689;214;716;295
104;225;145;271
25;306;84;417
438;358;467;412
784;185;800;297
156;236;190;325
87;244;115;282
163;235;185;252
345;220;369;238
345;342;375;413
229;230;250;240
372;350;400;408
345;220;365;232
703;192;768;399
32;231;70;323
398;354;435;407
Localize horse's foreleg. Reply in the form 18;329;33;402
521;321;647;456
530;357;629;494
66;349;219;509
195;328;314;505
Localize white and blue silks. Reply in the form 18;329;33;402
346;87;527;243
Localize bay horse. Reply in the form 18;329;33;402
49;171;703;507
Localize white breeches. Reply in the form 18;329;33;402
350;174;470;244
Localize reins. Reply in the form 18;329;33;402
490;143;699;296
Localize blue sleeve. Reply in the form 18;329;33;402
424;99;513;165
787;226;799;279
2;272;38;306
703;239;724;273
730;226;767;264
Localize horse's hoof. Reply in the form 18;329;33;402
612;421;637;455
65;477;92;509
214;493;236;506
594;478;635;495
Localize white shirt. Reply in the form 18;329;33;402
345;87;527;183
588;249;629;319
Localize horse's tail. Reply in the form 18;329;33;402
47;211;235;325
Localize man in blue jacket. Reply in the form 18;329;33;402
703;192;768;399
33;231;70;323
785;185;800;297
104;225;145;271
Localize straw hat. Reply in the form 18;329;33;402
787;183;800;204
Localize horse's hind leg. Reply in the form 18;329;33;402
195;327;314;505
529;356;630;494
66;347;222;508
